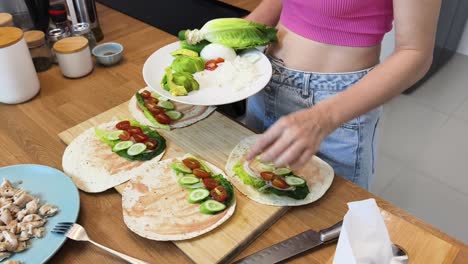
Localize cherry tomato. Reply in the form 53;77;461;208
182;158;201;170
156;113;172;124
149;106;164;116
133;133;149;143
127;126;143;135
140;90;152;99
260;171;275;181
118;130;131;141
144;97;159;105
272;177;289;189
205;60;218;71
203;178;220;190
145;101;158;111
193;168;211;178
115;120;131;130
144;139;158;150
210;186;228;203
214;57;225;64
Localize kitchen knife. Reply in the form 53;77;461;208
234;221;343;264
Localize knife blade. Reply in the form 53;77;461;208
234;221;343;264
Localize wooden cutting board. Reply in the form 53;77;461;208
58;100;290;264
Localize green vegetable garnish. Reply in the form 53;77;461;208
135;93;170;130
199;200;226;214
112;140;134;152
127;143;147;156
232;162;265;189
184;18;278;49
188;188;210;203
94;121;166;161
180;40;210;54
171;55;205;74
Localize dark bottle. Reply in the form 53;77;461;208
48;4;72;34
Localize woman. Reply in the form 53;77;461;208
244;0;441;189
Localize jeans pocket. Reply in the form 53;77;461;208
317;125;360;184
313;90;359;129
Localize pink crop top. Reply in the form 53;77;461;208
280;0;394;47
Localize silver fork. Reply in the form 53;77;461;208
52;222;151;264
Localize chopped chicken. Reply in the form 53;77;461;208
0;178;59;260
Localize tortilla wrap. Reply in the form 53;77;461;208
62;121;165;193
128;88;216;129
225;135;334;206
122;155;236;241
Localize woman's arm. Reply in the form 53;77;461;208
247;0;442;168
245;0;282;26
319;0;441;129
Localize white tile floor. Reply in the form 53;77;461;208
371;52;468;244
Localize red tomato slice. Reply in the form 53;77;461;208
118;130;131;141
144;97;159;105
133;133;149;143
156;113;171;124
140;90;152;99
210;186;228;203
193;168;211;178
272;177;289;189
127;126;143;135
144;139;158;150
214;57;225;64
115;120;131;130
149;106;164;116
205;60;218;71
182;158;201;170
260;171;275;181
202;178;220;190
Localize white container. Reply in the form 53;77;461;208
53;36;93;78
0;27;40;104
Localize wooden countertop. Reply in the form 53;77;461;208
0;2;466;263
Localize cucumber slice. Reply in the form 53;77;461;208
158;100;175;110
285;176;305;186
151;92;169;101
171;162;192;174
182;182;204;189
166;110;183;121
112;141;134;152
274;168;292;176
178;175;200;185
259;163;274;172
107;130;123;141
200;200;226;214
127;143;147;156
188;188;210;203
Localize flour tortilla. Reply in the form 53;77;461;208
128;88;216;129
225;135;334;206
62;121;165;193
122;154;236;241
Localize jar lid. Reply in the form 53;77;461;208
47;28;70;41
53;36;89;54
24;30;45;48
72;23;91;35
0;13;13;27
0;27;23;48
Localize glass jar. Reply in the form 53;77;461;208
47;28;71;63
24;30;53;72
72;22;97;50
0;13;14;27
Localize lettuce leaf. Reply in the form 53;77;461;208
94;121;166;161
233;162;265;189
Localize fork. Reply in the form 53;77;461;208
52;222;151;264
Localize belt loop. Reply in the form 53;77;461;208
302;73;311;98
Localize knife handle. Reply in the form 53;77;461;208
319;220;343;243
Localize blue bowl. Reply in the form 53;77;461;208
92;42;124;66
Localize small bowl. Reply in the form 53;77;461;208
92;42;124;66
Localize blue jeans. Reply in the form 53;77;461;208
245;57;382;189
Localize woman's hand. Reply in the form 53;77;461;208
246;106;337;170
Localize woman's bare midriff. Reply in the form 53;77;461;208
267;24;381;73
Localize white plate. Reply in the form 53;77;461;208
142;41;272;106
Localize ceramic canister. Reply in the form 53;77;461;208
53;36;93;78
0;27;40;104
